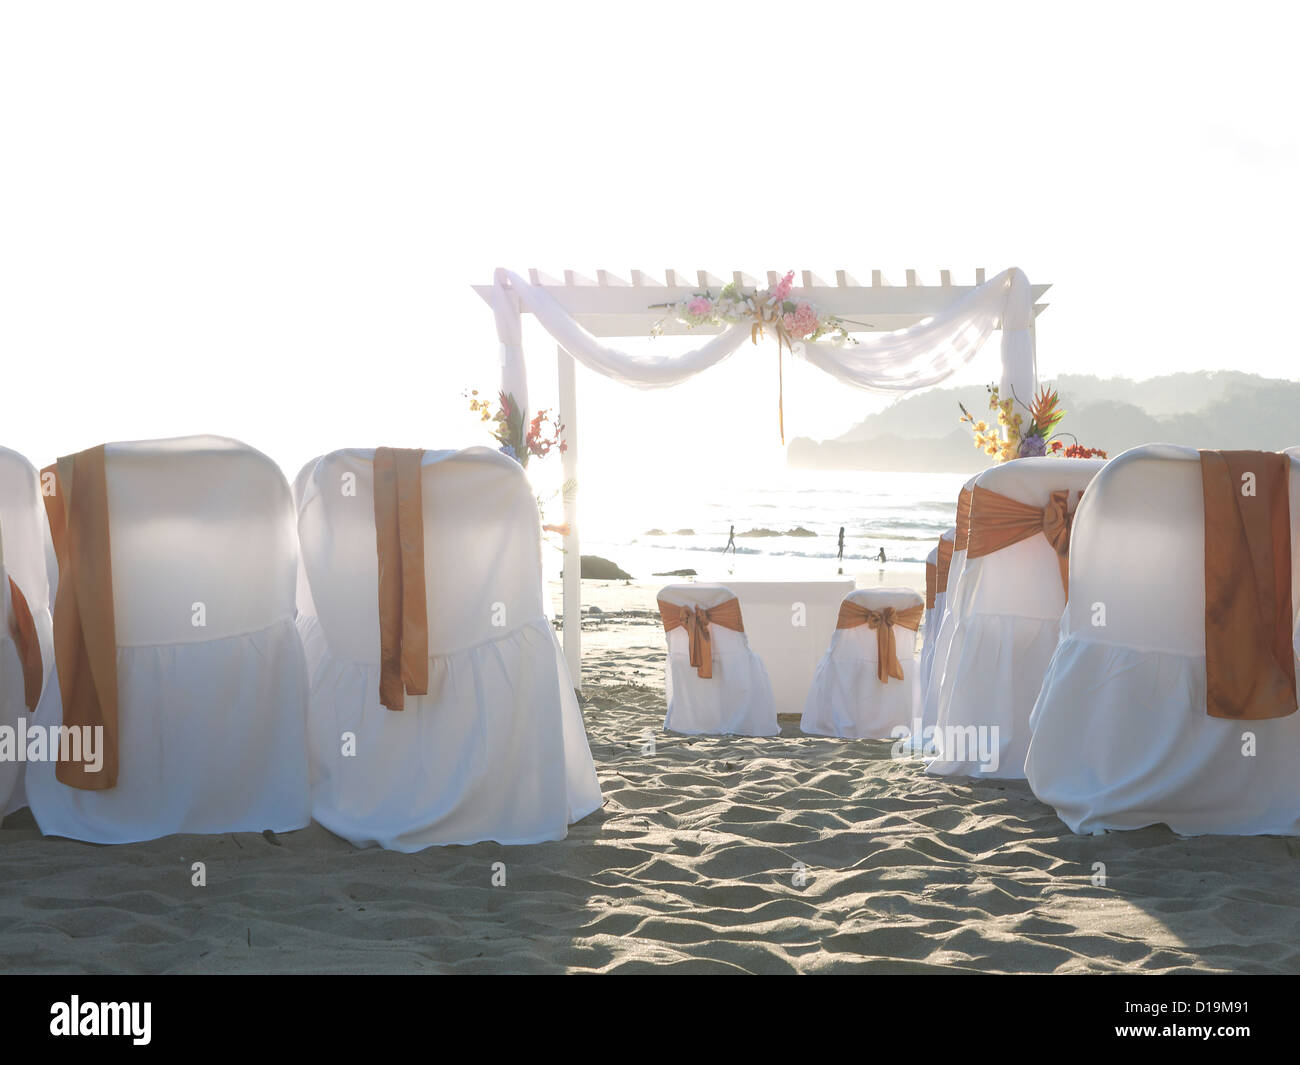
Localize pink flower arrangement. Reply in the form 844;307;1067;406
649;269;853;346
782;301;820;339
770;270;795;303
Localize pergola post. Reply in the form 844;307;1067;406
557;344;582;689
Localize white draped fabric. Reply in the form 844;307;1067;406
927;458;1106;779
801;587;923;740
27;436;311;844
491;268;1037;414
295;447;602;850
1025;445;1300;835
0;447;56;817
658;583;778;736
918;532;953;718
922;479;979;736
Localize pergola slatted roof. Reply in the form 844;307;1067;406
472;268;1050;338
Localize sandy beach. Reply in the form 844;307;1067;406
3;577;1298;975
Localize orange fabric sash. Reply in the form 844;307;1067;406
954;486;974;553
966;485;1074;596
42;448;119;789
657;597;744;679
1199;451;1296;720
935;538;955;595
925;561;937;610
373;447;429;711
837;600;924;683
7;578;42;711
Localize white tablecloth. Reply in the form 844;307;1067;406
722;579;855;715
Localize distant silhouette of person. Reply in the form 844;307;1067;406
837;526;845;575
876;546;887;565
724;524;736;555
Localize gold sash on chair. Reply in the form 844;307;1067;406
965;485;1075;596
373;447;429;711
42;447;119;789
1199;450;1296;720
954;485;974;553
657;597;745;679
7;578;42;711
836;599;924;683
935;538;955;596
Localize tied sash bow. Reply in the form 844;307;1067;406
837;600;924;684
657;597;745;679
966;485;1076;596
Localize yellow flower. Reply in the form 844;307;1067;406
975;420;988;432
985;445;998;456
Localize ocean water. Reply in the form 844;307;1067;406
564;468;969;584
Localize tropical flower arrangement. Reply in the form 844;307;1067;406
465;389;566;467
650;271;856;348
959;384;1107;463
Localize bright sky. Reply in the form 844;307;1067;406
2;1;1296;493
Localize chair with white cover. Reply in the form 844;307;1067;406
918;528;954;710
1026;445;1300;835
927;457;1105;778
0;447;57;817
657;583;777;736
801;587;924;739
27;436;310;843
294;447;601;850
920;479;977;735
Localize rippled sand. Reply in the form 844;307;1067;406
3;674;1299;973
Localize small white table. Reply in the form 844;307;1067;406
723;578;856;715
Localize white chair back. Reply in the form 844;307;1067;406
293;446;600;850
802;586;923;740
1026;444;1300;834
657;582;777;737
26;435;310;843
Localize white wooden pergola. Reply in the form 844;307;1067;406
473;268;1051;689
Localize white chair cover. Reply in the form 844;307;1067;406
295;447;601;850
27;436;310;843
801;587;923;739
927;458;1106;778
0;447;58;816
921;476;979;735
917;530;954;715
1025;444;1300;835
658;583;778;736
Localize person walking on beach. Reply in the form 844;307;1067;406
837;526;845;575
724;525;736;555
876;546;887;565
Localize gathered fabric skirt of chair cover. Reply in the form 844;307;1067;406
0;592;37;816
295;447;602;851
0;446;57;818
1025;445;1300;835
298;614;601;850
801;587;922;740
26;618;311;843
922;493;976;736
659;583;778;736
918;530;955;720
26;436;311;844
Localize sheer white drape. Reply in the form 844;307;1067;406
491;267;1036;414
